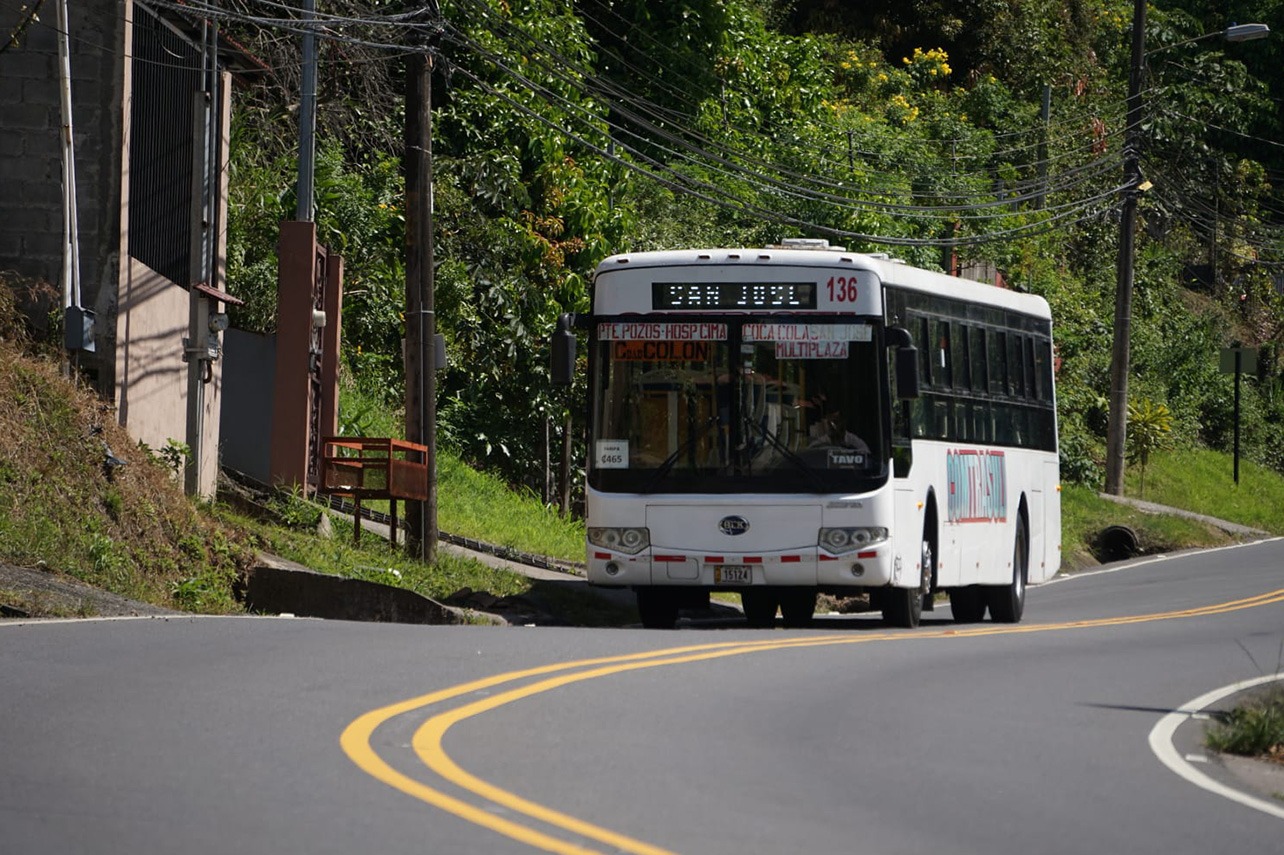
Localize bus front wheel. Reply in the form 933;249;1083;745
882;586;922;628
636;588;680;629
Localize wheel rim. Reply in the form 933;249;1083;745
1014;520;1027;600
921;539;933;593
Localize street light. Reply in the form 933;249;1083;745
1102;11;1270;496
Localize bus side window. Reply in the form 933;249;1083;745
1024;338;1037;400
933;396;950;439
969;402;984;442
970;325;988;392
990;331;1007;396
908;397;926;438
994;402;1013;444
954;399;970;441
1034;339;1052;401
1012;404;1029;446
954;323;971;389
1008;335;1025;397
917;316;932;386
934;319;952;387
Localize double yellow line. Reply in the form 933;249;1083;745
341;588;1284;855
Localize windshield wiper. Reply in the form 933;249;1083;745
642;415;719;492
742;419;828;492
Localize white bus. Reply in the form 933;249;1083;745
552;240;1060;629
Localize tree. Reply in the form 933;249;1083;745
1127;398;1173;497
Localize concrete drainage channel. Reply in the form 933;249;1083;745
1097;525;1141;562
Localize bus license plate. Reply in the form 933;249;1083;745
715;565;752;585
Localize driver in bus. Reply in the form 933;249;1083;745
806;395;870;453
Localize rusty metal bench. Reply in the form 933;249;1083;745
320;437;429;546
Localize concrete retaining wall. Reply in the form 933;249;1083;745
243;555;465;625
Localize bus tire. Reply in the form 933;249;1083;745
949;586;987;623
741;588;777;628
636;588;680;629
778;588;816;628
986;513;1028;623
882;586;922;628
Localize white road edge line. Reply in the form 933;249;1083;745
0;614;311;628
1043;536;1284;586
1148;672;1284;821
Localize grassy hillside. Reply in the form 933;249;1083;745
1122;447;1284;536
0;289;252;614
1060;445;1284;573
437;453;586;561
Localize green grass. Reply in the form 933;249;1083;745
332;378;586;563
1205;687;1284;764
0;324;251;616
1058;444;1284;571
438;452;585;562
1123;446;1284;535
1060;483;1237;569
228;508;533;602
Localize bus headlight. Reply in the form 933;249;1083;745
588;527;651;555
818;527;888;555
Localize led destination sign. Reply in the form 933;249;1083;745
653;281;817;310
612;340;712;361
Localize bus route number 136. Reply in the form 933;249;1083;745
827;276;859;302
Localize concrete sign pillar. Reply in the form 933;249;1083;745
270;220;342;490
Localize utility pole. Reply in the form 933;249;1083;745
184;16;218;497
1104;0;1146;496
54;0;83;347
296;0;317;223
404;43;437;562
1035;84;1051;210
1103;16;1269;496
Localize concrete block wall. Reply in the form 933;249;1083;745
0;1;125;361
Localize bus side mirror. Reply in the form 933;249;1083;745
552;313;577;386
886;327;920;399
895;347;920;399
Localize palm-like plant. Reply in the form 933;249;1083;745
1127;398;1173;498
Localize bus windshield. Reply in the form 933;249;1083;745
589;318;888;494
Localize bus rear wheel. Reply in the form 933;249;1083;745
741;588;777;628
778;588;816;628
986;515;1028;623
636;588;680;629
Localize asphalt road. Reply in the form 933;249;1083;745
3;539;1283;855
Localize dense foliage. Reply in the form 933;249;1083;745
216;0;1284;504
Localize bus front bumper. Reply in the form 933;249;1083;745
586;546;893;589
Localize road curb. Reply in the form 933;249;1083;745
1148;673;1284;820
